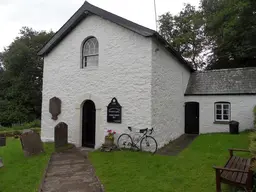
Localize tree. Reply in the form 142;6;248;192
159;1;256;69
158;4;206;70
201;0;256;69
0;27;53;124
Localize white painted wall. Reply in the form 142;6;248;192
41;15;152;148
185;95;256;133
151;40;191;148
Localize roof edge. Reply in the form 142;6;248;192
185;93;256;96
153;33;194;72
193;67;256;73
37;1;194;72
38;1;155;56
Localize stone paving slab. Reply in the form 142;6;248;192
157;134;198;156
40;148;103;192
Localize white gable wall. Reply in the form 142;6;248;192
151;40;191;148
185;95;256;133
41;15;152;148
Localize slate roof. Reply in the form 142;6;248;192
185;67;256;95
38;1;194;71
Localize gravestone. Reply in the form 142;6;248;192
54;122;68;149
20;129;44;157
0;135;6;147
49;97;61;120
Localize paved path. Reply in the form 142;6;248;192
40;148;103;192
157;134;198;156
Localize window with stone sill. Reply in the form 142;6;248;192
214;102;231;122
82;37;99;68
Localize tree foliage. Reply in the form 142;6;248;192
159;4;206;70
0;27;53;125
158;0;256;70
202;0;256;69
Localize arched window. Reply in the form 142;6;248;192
82;37;99;68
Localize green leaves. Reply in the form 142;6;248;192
0;27;53;125
159;0;256;69
201;0;256;69
158;4;206;70
254;106;256;129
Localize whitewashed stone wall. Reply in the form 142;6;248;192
185;95;256;133
151;40;191;148
41;15;152;148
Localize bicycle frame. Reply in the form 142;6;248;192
128;128;153;150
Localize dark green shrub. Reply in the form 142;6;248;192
0;128;40;137
249;132;256;171
0;120;41;132
14;135;20;139
13;130;22;135
254;106;256;129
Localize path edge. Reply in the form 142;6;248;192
78;148;105;192
38;152;54;192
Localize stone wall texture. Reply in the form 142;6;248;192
151;40;191;147
41;15;152;148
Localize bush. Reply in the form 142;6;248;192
13;130;22;136
254;106;256;129
0;128;41;137
249;131;256;171
0;120;41;132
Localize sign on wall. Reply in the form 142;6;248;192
107;97;122;123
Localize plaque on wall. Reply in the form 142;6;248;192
107;98;122;123
49;97;61;120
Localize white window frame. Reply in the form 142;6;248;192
81;37;99;68
214;102;231;122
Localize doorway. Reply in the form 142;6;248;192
82;100;96;148
185;102;199;134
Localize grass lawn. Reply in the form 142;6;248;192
89;132;250;192
0;138;54;192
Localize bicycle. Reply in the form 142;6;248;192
117;126;158;154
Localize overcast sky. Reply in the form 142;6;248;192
0;0;200;51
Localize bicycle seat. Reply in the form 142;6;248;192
139;128;148;133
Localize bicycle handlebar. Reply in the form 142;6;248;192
127;126;154;135
148;128;154;135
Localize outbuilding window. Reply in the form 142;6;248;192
214;102;231;122
82;37;99;68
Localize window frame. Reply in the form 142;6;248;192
81;37;99;68
214;102;231;122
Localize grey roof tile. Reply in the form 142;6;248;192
185;67;256;95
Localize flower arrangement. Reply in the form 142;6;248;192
105;129;116;140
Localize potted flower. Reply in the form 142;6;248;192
105;130;116;146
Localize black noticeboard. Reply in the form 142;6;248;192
107;98;122;123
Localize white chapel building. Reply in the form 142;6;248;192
39;2;256;149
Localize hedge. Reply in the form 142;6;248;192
0;120;41;131
0;128;41;137
254;106;256;129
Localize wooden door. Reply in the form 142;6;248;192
185;102;199;134
82;100;96;148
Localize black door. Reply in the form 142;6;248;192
185;102;199;134
82;100;96;148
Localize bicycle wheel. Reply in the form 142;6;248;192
140;136;158;154
117;134;133;150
